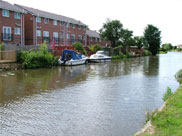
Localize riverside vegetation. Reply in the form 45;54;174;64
18;42;58;69
138;69;182;136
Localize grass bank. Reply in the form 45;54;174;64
138;85;182;136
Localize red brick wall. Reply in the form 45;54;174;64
26;16;87;46
24;13;34;45
0;9;23;45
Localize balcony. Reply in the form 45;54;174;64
42;37;50;43
1;33;13;41
53;37;59;43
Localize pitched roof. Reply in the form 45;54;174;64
86;30;100;38
0;0;23;13
15;4;86;26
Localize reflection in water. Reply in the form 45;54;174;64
0;66;88;104
0;52;182;136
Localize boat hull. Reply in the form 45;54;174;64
88;58;111;63
58;58;87;66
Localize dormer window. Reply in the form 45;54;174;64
14;12;20;19
44;18;49;24
36;17;41;23
53;20;57;25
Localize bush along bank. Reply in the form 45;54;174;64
18;42;58;69
112;48;152;59
135;69;182;136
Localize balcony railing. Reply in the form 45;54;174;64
42;37;50;43
1;33;13;41
53;37;59;43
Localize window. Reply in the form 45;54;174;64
78;35;82;42
90;37;92;41
95;37;97;42
72;24;75;29
43;31;49;37
67;34;70;39
53;32;58;38
53;32;59;43
78;25;81;30
60;32;64;38
14;27;21;35
2;26;11;41
66;23;70;28
60;21;64;26
43;31;49;42
2;9;9;17
14;12;20;19
71;34;75;44
36;17;41;23
36;30;41;37
53;20;57;25
44;18;49;24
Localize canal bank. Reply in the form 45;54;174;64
0;63;21;71
136;85;182;136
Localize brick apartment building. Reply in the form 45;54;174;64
15;4;87;46
0;0;25;46
86;30;110;47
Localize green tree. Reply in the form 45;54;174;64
133;36;148;49
72;42;87;55
99;19;124;48
162;43;173;51
120;29;133;47
144;24;161;55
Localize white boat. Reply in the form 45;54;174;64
88;51;111;63
58;50;88;66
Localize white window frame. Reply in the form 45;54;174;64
36;30;41;37
72;24;75;29
43;31;49;37
53;20;57;25
2;26;11;40
53;32;58;38
44;18;49;24
36;17;41;23
66;23;70;28
60;32;64;39
14;12;20;19
14;27;21;35
78;25;81;30
67;34;70;39
2;9;9;17
60;21;64;26
78;35;82;40
90;37;92;41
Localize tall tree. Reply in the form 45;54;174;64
133;36;148;49
144;25;161;55
99;19;124;48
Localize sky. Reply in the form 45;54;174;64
4;0;182;45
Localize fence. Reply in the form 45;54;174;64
0;50;16;63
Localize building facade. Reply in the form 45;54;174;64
0;0;24;46
15;4;87;46
86;30;110;47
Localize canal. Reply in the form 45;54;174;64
0;52;182;136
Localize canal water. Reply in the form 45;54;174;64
0;52;182;136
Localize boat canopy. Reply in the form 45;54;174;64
61;50;82;60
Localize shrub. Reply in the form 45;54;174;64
113;45;122;56
19;43;58;69
163;87;173;101
144;50;152;56
177;48;182;52
72;42;87;55
175;69;182;84
89;44;103;52
0;42;4;51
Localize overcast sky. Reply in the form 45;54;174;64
5;0;182;45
